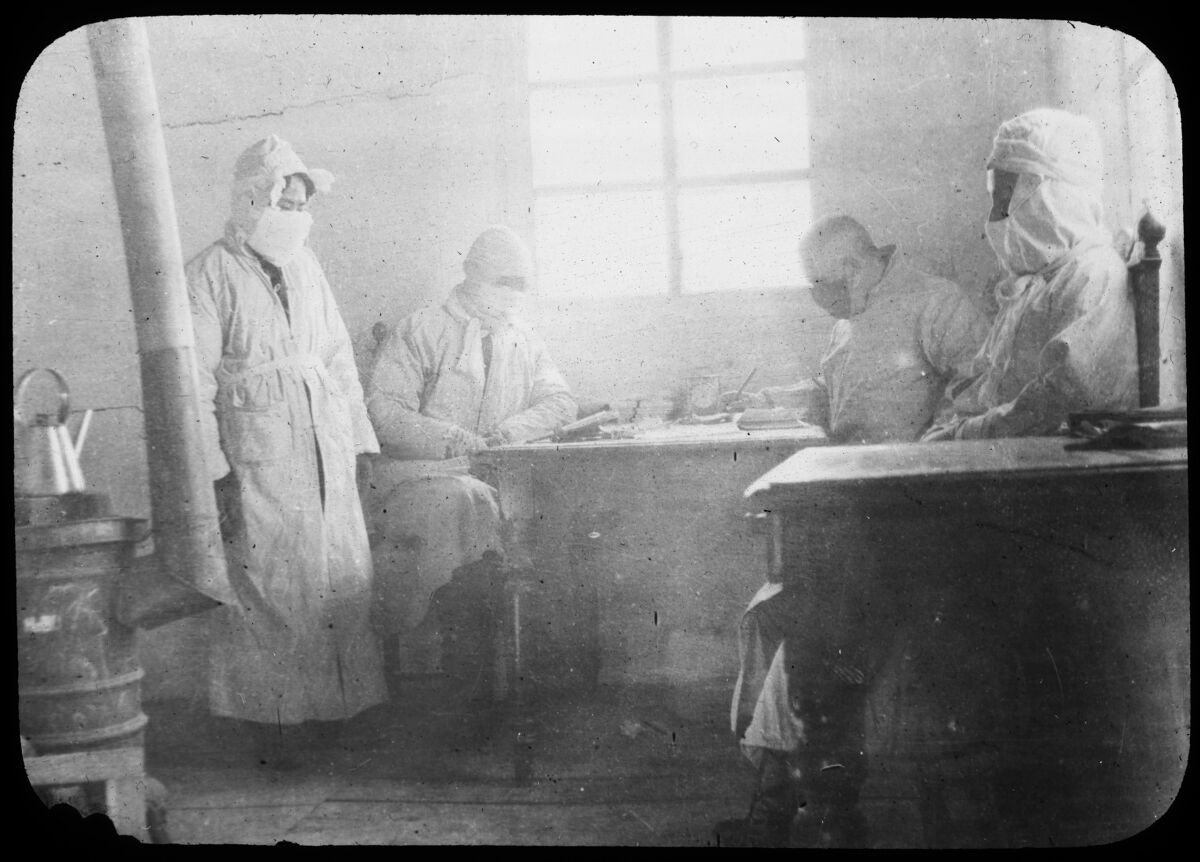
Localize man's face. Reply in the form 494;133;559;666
987;169;1019;222
804;250;855;320
276;175;310;213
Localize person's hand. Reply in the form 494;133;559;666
444;425;489;458
718;389;769;412
921;421;960;442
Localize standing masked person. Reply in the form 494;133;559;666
365;226;577;697
923;108;1138;441
188;135;387;767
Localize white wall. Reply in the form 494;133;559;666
13;16;1184;700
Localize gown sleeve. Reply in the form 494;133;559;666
185;256;233;481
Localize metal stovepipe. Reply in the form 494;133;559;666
86;17;234;627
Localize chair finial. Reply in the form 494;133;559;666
1137;209;1167;250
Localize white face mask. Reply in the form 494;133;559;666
984;215;1053;277
247;207;313;266
469;282;526;320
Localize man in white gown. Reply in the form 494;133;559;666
365;226;577;694
188;135;387;766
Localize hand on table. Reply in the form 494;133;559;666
444;425;490;458
718;389;769;412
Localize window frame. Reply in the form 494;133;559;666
526;16;809;296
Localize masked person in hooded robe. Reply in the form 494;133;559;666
715;216;989;847
365;226;577;693
923;108;1138;441
187;135;387;766
723;215;990;444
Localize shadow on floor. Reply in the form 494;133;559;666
140;679;768;845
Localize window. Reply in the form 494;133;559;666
527;16;810;297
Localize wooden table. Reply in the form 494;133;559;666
474;421;829;688
472;422;828;783
744;437;1189;846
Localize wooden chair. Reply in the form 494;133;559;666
368;322;536;784
1128;210;1167;407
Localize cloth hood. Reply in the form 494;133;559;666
987;108;1104;193
463;226;534;284
227;135;335;240
986;110;1111;277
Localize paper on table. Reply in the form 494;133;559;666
736;407;813;431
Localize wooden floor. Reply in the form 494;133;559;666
126;679;937;846
25;675;1184;847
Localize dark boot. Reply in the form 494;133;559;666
431;551;505;706
713;750;795;847
790;756;870;848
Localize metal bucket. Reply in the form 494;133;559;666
17;514;150;753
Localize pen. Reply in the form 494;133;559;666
733;367;758;400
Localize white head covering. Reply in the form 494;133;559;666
975;110;1112;407
227;135;335;237
463;225;534;284
987;108;1104;193
985;110;1110;276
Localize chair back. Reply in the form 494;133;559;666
1129;211;1167;407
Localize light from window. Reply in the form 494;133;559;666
529;85;663;187
528;16;657;81
678;181;810;293
674;73;810;177
527;16;810;297
671;16;807;69
534;190;668;297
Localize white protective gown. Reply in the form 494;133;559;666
821;252;990;442
731;253;988;757
365;285;577;638
188;225;387;724
925;241;1138;439
756;252;989;443
924;109;1139;440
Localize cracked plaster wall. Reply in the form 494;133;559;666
13;17;1182;700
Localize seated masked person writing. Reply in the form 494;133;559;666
717;215;990;847
722;214;990;444
922;107;1138;441
364;226;577;697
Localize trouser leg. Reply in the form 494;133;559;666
714;746;797;847
430;551;504;703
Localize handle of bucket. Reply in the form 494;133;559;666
14;368;71;426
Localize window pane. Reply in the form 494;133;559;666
677;181;811;293
530;85;663;186
527;16;658;81
675;73;809;177
671;16;805;70
534;191;668;297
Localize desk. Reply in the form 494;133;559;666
745;438;1189;846
473;422;828;688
